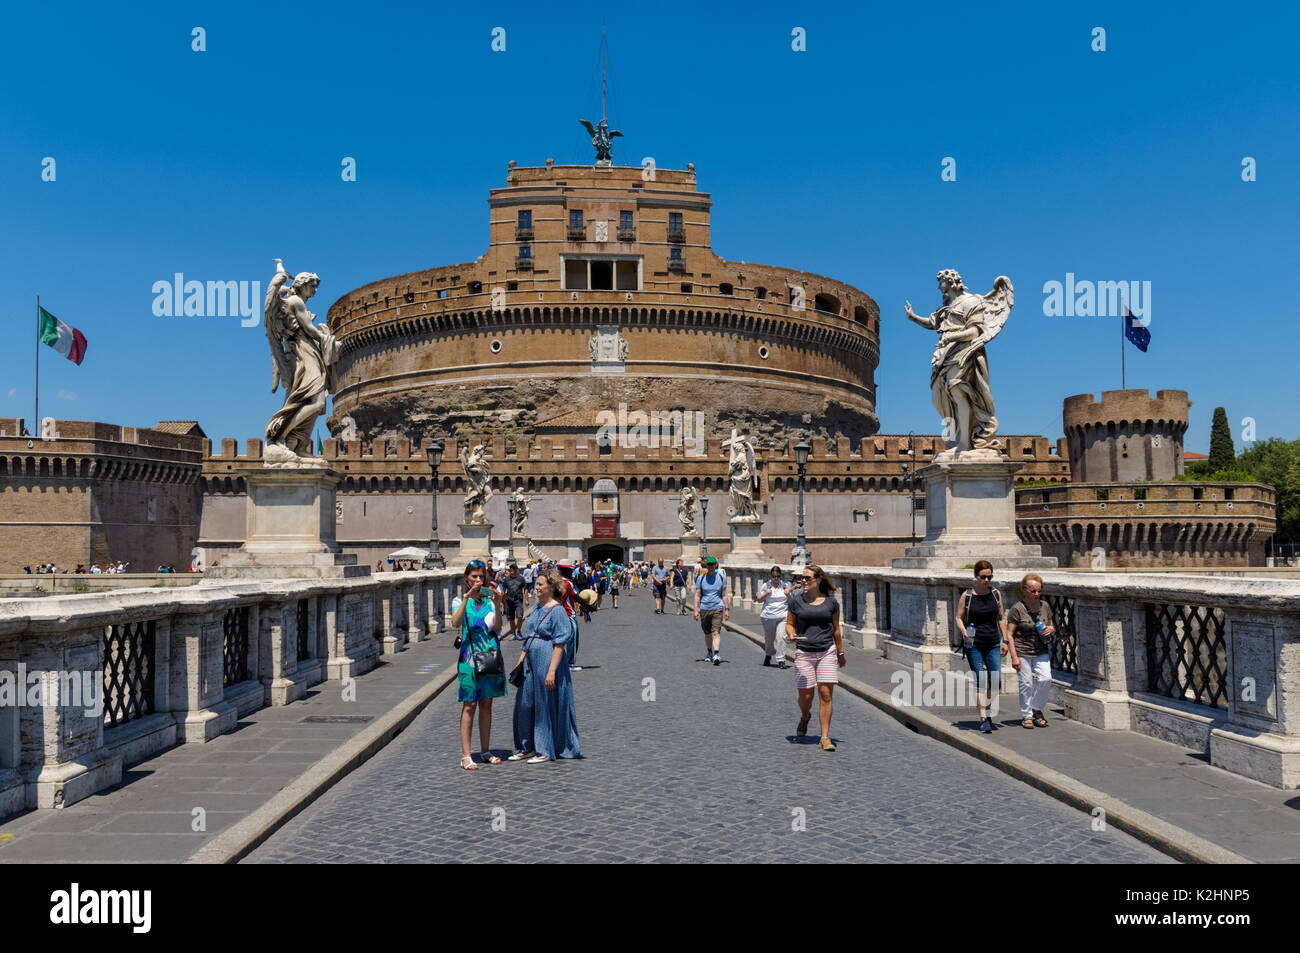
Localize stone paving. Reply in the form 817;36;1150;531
0;635;461;863
246;586;1171;863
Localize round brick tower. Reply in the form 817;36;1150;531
1062;389;1189;483
325;160;880;446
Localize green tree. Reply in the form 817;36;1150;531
1236;438;1300;543
1208;407;1235;473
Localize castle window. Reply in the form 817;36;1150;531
719;282;733;295
1224;487;1234;500
1134;487;1147;500
507;281;518;291
668;212;684;242
518;246;531;259
518;210;531;229
591;260;614;290
469;281;483;294
756;287;767;300
1095;488;1109;501
669;247;682;261
681;283;692;293
570;210;583;228
620;210;633;230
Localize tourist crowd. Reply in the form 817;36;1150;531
448;547;1062;769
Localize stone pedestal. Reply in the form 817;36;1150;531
891;454;1056;570
727;516;769;565
204;467;368;580
457;522;494;564
512;537;532;564
679;533;701;563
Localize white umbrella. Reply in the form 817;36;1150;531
388;546;429;560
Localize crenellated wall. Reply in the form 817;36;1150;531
1063;390;1189;483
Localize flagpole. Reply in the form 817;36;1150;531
35;294;40;434
1120;302;1126;390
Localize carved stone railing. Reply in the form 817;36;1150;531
0;568;462;818
720;559;1300;789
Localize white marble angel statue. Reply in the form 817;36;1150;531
904;270;1014;456
724;429;759;519
677;485;698;535
460;443;493;523
263;259;340;465
509;486;531;536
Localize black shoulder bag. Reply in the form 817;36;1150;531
462;598;505;678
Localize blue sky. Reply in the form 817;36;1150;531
2;0;1296;452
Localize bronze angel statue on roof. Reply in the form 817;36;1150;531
904;270;1014;456
263;259;340;466
579;118;622;162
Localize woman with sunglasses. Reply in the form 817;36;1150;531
955;560;1006;733
1004;573;1055;728
786;565;845;751
451;560;506;769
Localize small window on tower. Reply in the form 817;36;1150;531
517;210;531;229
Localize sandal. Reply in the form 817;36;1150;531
1021;718;1035;729
460;756;479;770
1033;712;1048;727
481;752;503;765
819;737;836;751
796;713;810;737
526;754;552;764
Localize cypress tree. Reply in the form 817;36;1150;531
1207;407;1235;473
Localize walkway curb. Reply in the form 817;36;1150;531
186;666;458;865
722;617;1252;865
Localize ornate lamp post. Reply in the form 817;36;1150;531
791;438;812;567
422;439;445;569
700;495;709;558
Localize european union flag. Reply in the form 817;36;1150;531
1124;307;1150;353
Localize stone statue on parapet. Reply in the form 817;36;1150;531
723;429;759;520
263;258;339;467
678;485;698;535
579;118;622;163
904;269;1014;458
509;485;531;536
460;443;493;523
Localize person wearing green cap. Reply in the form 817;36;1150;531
693;556;730;665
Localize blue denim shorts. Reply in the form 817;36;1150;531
966;642;1001;694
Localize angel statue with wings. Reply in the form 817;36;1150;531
677;485;698;535
579;118;622;163
263;259;340;466
905;270;1014;456
509;485;531;537
460;443;493;524
723;429;759;519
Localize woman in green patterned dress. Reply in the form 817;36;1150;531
451;560;507;769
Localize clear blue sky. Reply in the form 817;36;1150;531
2;1;1296;453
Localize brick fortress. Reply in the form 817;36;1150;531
325;160;881;447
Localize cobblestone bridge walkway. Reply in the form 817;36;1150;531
247;585;1170;863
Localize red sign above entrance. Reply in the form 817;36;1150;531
592;516;619;539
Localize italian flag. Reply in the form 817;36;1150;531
38;305;87;365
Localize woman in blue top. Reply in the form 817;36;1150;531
510;568;582;763
451;560;506;770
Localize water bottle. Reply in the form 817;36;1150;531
964;623;976;646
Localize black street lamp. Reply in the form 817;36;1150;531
423;439;445;569
700;495;709;558
791;438;812;566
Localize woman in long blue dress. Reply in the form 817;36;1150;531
451;560;506;770
510;567;582;763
